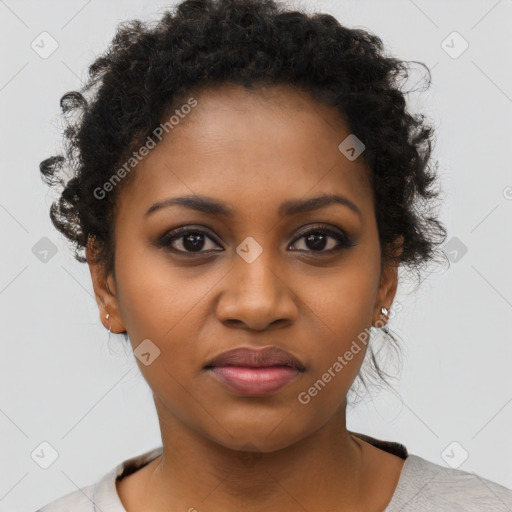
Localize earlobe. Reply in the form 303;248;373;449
372;236;404;327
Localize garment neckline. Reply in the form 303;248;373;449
95;433;411;511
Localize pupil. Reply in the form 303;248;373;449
306;233;327;250
183;233;205;251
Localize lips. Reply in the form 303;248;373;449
204;346;306;396
204;346;306;371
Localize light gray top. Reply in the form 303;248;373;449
34;435;512;512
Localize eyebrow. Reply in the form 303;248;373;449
144;193;361;219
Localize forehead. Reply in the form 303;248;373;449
117;84;373;219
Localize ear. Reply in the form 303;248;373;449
372;235;404;327
85;237;126;334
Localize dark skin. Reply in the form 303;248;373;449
87;84;405;512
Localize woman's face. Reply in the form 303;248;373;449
88;84;400;452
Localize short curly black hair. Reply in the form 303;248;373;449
40;0;448;398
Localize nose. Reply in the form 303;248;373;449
215;249;298;331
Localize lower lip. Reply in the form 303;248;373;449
207;366;300;396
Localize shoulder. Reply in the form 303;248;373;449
32;446;163;512
33;483;95;512
388;454;512;511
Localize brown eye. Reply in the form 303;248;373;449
289;225;356;253
156;224;357;256
158;227;223;253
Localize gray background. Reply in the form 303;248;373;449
1;0;511;510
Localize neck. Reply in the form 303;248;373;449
136;397;366;512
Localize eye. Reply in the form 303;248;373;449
157;224;357;255
158;227;223;254
288;224;356;253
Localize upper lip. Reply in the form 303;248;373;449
204;346;306;371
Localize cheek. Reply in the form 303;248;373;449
296;258;379;394
114;236;211;340
307;253;379;334
113;251;205;420
113;242;228;387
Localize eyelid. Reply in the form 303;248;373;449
288;223;356;251
157;222;355;254
158;225;223;249
291;223;348;241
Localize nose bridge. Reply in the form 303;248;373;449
216;237;297;329
234;238;283;301
236;245;278;294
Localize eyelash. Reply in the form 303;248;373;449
157;224;357;255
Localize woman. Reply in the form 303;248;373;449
35;0;512;510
